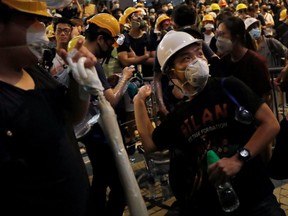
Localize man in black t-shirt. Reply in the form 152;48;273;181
73;14;135;216
134;30;285;216
117;7;157;78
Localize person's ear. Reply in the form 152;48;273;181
96;34;105;43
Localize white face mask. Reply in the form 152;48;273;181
216;36;233;55
26;22;49;61
204;23;214;30
175;58;210;97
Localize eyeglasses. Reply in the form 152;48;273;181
115;34;125;46
55;28;71;35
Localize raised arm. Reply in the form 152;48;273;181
133;85;158;152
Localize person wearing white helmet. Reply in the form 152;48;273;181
245;17;288;113
133;30;284;216
0;0;98;215
244;17;288;69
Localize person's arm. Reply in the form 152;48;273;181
208;102;280;183
59;37;97;125
153;51;170;116
74;0;83;18
66;78;91;124
142;50;156;65
154;72;169;116
133;85;158;152
104;66;134;107
117;49;150;66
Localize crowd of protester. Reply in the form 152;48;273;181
1;0;288;215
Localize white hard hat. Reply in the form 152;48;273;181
208;12;217;19
244;17;259;30
157;30;202;71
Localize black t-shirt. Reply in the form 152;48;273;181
152;76;274;213
0;65;90;216
117;32;157;77
215;49;272;97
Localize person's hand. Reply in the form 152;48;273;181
122;66;135;81
62;37;103;91
59;37;97;69
128;47;136;58
134;84;152;102
143;46;150;58
207;155;243;185
67;57;104;91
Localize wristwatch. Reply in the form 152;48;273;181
237;147;251;162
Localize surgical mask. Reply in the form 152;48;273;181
216;37;233;55
176;58;210;97
26;22;50;61
204;23;214;30
249;28;261;40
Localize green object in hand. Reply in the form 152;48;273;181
207;150;220;165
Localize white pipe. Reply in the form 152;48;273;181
95;90;148;216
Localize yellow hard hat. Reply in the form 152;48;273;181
67;35;85;53
202;14;214;22
2;0;52;17
135;2;144;8
88;13;120;37
211;3;220;11
155;14;171;31
119;15;126;25
123;7;142;20
236;3;248;11
46;24;55;38
279;9;287;21
118;7;142;25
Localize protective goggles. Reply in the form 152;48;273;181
112;34;125;48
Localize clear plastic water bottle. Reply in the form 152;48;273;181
207;150;240;213
216;180;240;212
